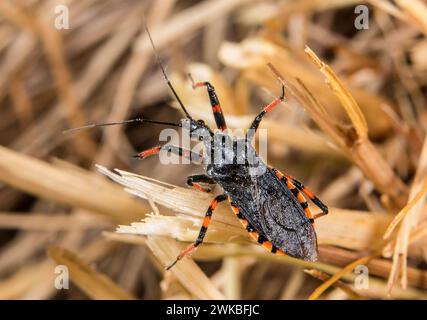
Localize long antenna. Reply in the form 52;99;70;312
63;118;181;134
144;23;193;120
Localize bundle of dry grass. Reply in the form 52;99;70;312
0;0;426;300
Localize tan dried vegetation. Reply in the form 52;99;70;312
0;0;426;300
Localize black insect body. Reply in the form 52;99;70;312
135;74;328;269
129;35;329;268
151;88;328;270
67;26;329;270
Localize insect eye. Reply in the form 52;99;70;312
197;120;205;126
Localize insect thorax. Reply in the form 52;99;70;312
204;134;268;180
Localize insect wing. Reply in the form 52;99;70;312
251;169;318;261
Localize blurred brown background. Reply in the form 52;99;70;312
0;0;426;300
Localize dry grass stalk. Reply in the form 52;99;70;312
308;254;376;300
385;137;427;293
47;246;136;300
222;254;242;300
302;48;409;207
304;46;368;139
319;246;427;290
145;236;225;300
383;178;427;240
105;233;427;299
304;269;363;300
395;0;427;36
0;146;147;223
97;166;395;252
0;235;116;299
288;77;410;208
279;267;305;299
368;0;414;24
0;212;110;231
0;0;426;301
0;1;97;160
218;38;393;136
96;0;176;166
9;6;144;159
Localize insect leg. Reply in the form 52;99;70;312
134;145;202;163
188;75;227;131
272;168;328;222
187;174;216;193
227;196;286;256
246;83;285;141
166;194;227;270
285;174;329;220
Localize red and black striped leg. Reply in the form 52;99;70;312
272;168;328;223
246;83;285;141
227;196;286;256
133;145;202;164
166;194;227;270
188;74;227;131
187;174;216;193
284;174;329;220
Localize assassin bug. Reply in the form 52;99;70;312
66;25;328;270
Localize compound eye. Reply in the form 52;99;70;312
197;120;205;126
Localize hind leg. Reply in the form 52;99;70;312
271;168;328;222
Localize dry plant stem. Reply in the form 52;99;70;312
383;177;427;239
0;212;110;231
0;235;116;299
219;38;395;136
0;0;96;160
96;0;177;166
0;146;147;223
194;243;427;290
22;230;85;299
106;232;427;298
135;0;254;54
145;236;225;300
386;137;427;292
10;7;144;159
0;232;53;274
304;269;363;300
303;47;408;207
318;246;427;290
304;47;368;139
368;0;413;24
288;76;408;208
9;76;33;127
394;0;427;36
48;246;135;300
223;250;241;299
308;254;376;300
36;3;97;161
279;267;304;299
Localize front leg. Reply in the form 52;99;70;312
187;174;216;193
188;74;227;131
133;145;203;164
